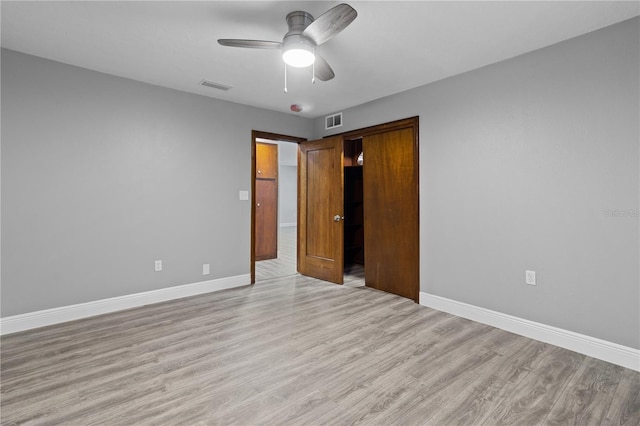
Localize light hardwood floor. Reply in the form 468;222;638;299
1;273;639;425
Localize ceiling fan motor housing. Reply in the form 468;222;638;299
285;11;315;35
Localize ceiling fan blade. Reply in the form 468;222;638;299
217;39;282;49
302;3;357;46
314;54;335;81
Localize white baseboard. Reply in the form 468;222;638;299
280;222;297;228
420;292;639;372
0;274;251;336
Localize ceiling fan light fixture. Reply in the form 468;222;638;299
283;48;315;67
282;36;315;68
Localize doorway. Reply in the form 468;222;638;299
251;131;305;284
255;138;298;281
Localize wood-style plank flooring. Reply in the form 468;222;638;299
1;273;639;425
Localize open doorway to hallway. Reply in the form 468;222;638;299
255;139;298;281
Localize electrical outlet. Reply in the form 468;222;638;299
525;270;536;285
155;260;162;272
203;263;210;275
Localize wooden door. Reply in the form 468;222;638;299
255;179;278;260
363;124;419;301
298;136;344;284
255;142;278;260
256;142;278;179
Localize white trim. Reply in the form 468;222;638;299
0;274;250;335
420;292;639;372
280;222;297;228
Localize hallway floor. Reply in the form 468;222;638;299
256;226;365;287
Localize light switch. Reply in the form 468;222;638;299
239;190;249;201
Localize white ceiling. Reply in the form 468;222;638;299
2;1;638;119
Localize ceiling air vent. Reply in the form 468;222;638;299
199;79;231;91
325;112;343;130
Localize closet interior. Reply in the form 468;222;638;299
343;137;364;270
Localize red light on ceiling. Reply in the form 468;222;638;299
290;104;302;113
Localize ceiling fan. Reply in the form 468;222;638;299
218;3;357;85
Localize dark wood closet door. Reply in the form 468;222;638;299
298;136;344;284
363;125;419;301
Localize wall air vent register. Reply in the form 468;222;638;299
325;112;343;130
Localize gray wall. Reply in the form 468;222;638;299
1;48;312;316
276;141;298;227
314;18;640;349
278;166;297;226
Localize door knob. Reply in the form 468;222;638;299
333;215;344;222
257;203;261;207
